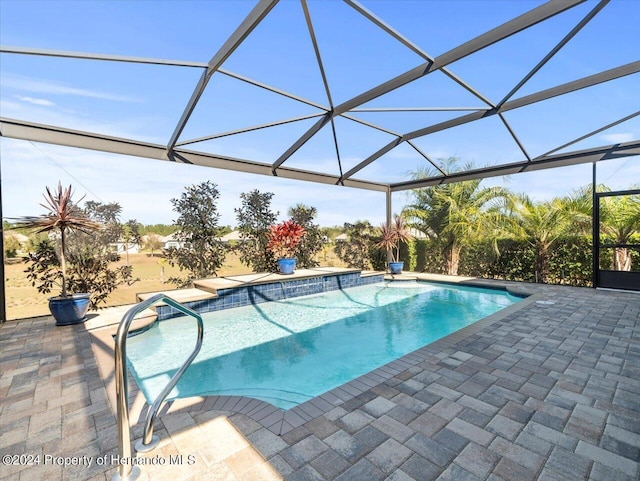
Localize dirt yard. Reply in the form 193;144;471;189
4;249;344;320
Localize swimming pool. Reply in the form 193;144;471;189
126;281;522;410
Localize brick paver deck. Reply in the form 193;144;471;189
1;277;639;481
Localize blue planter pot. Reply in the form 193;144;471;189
277;258;296;275
389;261;404;275
49;294;90;326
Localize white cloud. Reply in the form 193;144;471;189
601;133;635;144
0;98;163;144
1;74;139;103
0;139;388;227
15;95;55;107
482;163;594;201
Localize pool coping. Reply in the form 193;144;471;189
87;273;542;437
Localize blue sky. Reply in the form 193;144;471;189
1;0;638;227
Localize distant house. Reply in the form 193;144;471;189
220;230;243;243
161;233;187;249
110;242;140;254
335;233;348;242
13;233;29;246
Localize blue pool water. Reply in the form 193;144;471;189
126;282;522;409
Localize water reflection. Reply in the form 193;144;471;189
127;282;521;409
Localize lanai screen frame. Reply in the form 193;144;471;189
1;0;639;321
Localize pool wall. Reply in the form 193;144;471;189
156;272;385;320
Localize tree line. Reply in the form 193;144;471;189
6;182;329;307
7;159;638;310
333;158;639;286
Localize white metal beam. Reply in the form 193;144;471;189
176;113;325;146
167;0;279;151
0;118;388;192
389;140;640;191
343;62;640;180
272;0;582;171
0;45;209;68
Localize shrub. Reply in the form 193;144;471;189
334;221;378;269
4;234;20;258
235;190;279;273
165;181;228;287
289;204;324;268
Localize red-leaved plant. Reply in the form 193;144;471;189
267;220;306;259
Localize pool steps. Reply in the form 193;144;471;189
84;304;158;330
137;287;216;305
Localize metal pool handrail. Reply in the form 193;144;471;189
112;294;204;481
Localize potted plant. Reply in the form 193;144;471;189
376;215;413;275
267;220;306;274
13;183;103;325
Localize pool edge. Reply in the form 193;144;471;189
87;278;541;437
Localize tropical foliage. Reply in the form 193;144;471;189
338;158;638;286
505;195;571;283
403;158;511;275
288;204;324;268
13;183;135;309
598;188;640;271
266;220;306;259
13;183;102;297
375;215;413;263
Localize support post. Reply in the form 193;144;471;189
386;188;392;263
592;161;598;289
0;164;6;323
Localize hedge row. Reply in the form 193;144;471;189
397;236;639;287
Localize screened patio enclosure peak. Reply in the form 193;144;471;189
1;0;639;191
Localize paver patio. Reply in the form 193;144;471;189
1;276;639;481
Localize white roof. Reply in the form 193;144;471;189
159;233;178;242
220;230;243;242
5;232;29;243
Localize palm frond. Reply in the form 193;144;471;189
12;183;102;234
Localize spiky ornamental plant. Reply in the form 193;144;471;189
13;183;102;297
375;215;413;263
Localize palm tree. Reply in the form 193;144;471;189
549;183;639;272
12;183;102;297
599;188;640;270
558;184;593;231
403;158;511;276
506;195;571;283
